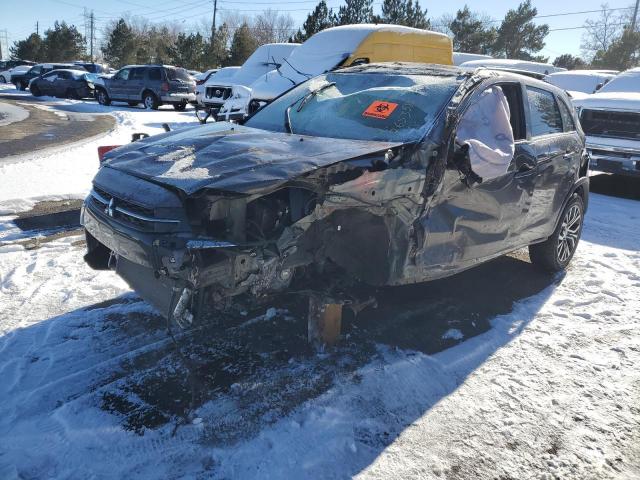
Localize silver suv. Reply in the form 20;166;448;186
95;64;196;110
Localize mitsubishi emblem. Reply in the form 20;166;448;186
107;198;116;217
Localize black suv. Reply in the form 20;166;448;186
12;63;85;90
82;63;588;340
95;64;196;110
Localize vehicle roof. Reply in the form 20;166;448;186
459;58;565;74
46;68;89;74
120;64;186;69
546;70;616;78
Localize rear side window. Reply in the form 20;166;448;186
166;68;191;81
557;99;576;132
148;68;162;81
526;87;563;137
131;68;146;80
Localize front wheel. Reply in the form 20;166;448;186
529;194;584;272
96;89;111;106
0;75;6;83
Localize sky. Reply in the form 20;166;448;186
0;0;637;61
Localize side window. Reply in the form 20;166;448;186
557;99;576;132
114;68;130;81
148;68;162;81
31;66;42;75
526;87;563;137
131;68;146;80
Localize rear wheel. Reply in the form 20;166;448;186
18;81;27;91
30;85;42;97
96;88;111;106
173;101;187;111
529;194;584;272
143;92;159;110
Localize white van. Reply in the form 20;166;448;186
199;43;299;121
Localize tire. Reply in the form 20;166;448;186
17;81;27;91
0;75;6;83
30;85;42;97
143;91;159;110
128;101;139;107
96;88;111;106
173;102;187;111
529;194;584;272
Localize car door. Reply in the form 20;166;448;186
519;85;580;242
127;67;146;100
420;81;537;271
53;71;71;96
109;68;131;100
39;71;58;95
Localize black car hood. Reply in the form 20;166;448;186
103;122;402;195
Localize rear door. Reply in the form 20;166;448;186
39;71;58;94
520;86;580;242
54;71;71;96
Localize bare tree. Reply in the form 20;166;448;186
252;9;295;44
581;4;624;60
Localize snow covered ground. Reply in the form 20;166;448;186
0;91;639;479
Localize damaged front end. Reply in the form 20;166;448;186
82;138;438;327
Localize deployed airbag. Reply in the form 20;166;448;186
456;86;515;180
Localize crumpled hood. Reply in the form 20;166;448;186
103;122;401;195
573;92;640;111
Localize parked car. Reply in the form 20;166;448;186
82;63;588;341
11;63;86;90
573;68;640;177
194;68;218;85
195;67;238;112
217;24;454;121
460;59;566;76
0;64;31;83
94;64;196;110
0;59;35;70
200;43;299;120
28;69;96;99
544;70;617;97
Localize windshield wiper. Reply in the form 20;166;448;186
296;82;336;112
284;82;336;134
272;55;296;86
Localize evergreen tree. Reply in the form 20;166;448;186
228;23;258;66
169;33;207;70
449;6;496;54
379;0;430;28
290;0;335;42
102;19;138;68
10;33;45;61
552;53;587;70
209;23;231;67
592;28;640;70
42;21;85;61
336;0;374;25
494;0;549;60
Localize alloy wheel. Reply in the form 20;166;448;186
144;95;154;109
557;203;582;264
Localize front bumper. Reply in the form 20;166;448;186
587;142;640;177
161;92;196;104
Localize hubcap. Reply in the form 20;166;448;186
557;204;581;263
99;92;105;103
145;96;153;108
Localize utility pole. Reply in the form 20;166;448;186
36;21;39;36
90;11;94;62
211;0;218;59
632;0;639;32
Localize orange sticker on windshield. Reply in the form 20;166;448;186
363;101;398;119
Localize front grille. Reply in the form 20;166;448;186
205;85;231;100
581;109;640;140
90;187;179;231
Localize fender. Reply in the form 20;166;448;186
552;176;590;233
